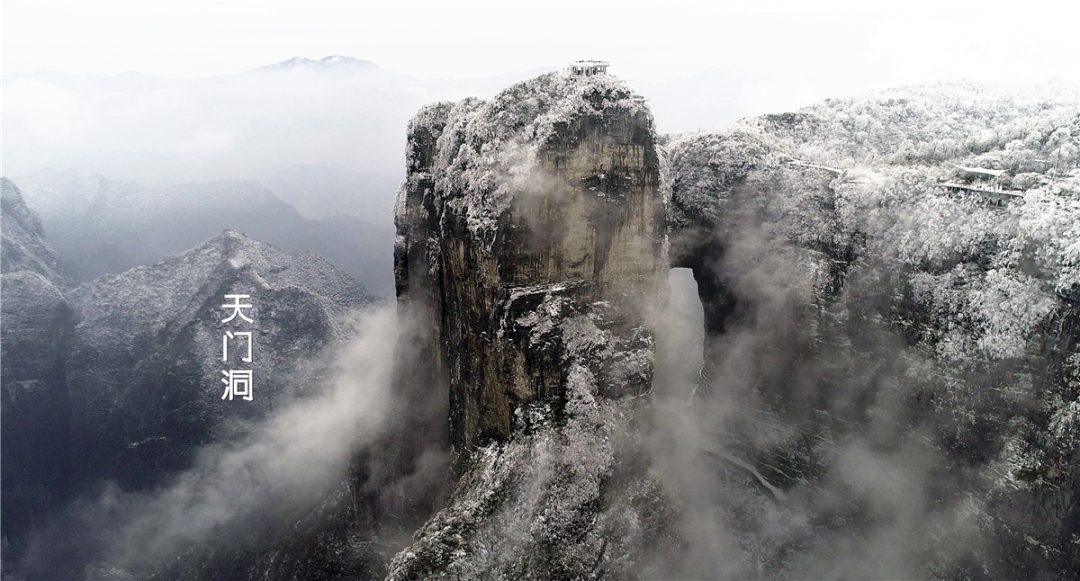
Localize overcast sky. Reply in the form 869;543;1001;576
3;0;1078;189
4;0;1078;90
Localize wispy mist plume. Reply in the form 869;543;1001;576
348;300;453;556
62;305;401;575
648;211;992;579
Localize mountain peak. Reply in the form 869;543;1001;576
257;55;380;72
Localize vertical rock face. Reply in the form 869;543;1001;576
389;72;672;577
0;178;76;575
395;71;666;453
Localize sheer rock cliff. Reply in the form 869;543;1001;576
1;178;76;576
388;71;675;578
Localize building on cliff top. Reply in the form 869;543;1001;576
569;60;609;76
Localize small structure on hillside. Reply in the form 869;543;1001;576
941;181;1023;207
943;162;1022;206
569;60;609;76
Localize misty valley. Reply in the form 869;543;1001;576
2;58;1079;581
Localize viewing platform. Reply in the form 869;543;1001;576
940;181;1023;206
569;60;610;76
943;163;1023;206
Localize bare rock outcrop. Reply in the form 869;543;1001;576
388;70;674;578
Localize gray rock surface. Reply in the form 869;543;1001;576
65;229;374;489
389;70;673;579
1;178;77;577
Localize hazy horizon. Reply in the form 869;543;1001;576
5;2;1077;85
6;1;1077;183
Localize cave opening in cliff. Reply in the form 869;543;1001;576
652;267;705;399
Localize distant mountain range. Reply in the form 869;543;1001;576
256;55;382;72
10;170;396;296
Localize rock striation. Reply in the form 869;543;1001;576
388;70;673;577
394;71;666;451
